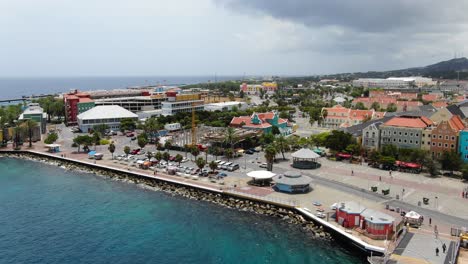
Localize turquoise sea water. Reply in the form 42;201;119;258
0;158;362;264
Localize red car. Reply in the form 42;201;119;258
130;149;140;155
126;132;135;137
169;156;176;161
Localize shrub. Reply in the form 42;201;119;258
100;139;110;145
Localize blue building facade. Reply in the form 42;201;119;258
458;130;468;163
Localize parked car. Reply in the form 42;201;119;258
181;158;189;163
316;212;326;218
169;156;176;161
245;150;254;155
227;164;240;171
217;172;227;177
130;149;141;155
259;163;268;168
126;132;135;137
313;201;322;206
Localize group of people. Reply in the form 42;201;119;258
462;187;468;198
435;243;447;256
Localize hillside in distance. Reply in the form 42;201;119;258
322;57;468;80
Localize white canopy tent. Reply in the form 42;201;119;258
404;211;422;226
247;171;276;180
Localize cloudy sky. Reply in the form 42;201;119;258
2;0;467;77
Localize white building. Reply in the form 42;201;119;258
352;77;435;89
77;105;138;132
204;101;247;112
94;95;166;112
161;100;204;116
164;123;181;131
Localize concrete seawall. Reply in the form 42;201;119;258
0;150;385;256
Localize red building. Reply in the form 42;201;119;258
360;209;394;238
64;90;92;126
336;202;395;239
335;201;366;228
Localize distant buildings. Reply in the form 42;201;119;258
161;91;204;116
240;82;278;94
352;77;436;89
64;90;95;126
77;105;138;132
230;112;291;135
321;105;385;128
204;101;247;112
94;94;166;112
18;103;47;141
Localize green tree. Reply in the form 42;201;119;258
144;117;159;143
381;144;399;158
224;127;238;155
108;142;116;159
44;132;58;144
439;151;462;173
120;118;136;132
92;131;101;148
162;151;170;162
196;157;206;170
224;148;234;161
461;164;468;181
73;135;94;152
370;102;380;111
386;103;397;112
23;119;38;148
324;130;354;152
264;144;277;171
274;135;290;160
209;160;218;173
93;124;109;135
354;102;367;110
155;151;162;161
191;147;200;161
124;146;131;156
164;140;172;150
175;154;183;165
137;136;148;149
271;126;280;135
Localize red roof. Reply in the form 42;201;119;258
399;93;418;99
431;101;448;108
448;115;465;131
422;94;441;101
349;109;373;121
230;112;286;129
78;98;94;103
384;116;433;128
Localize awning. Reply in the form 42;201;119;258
247;170;276;180
404;211;421;219
336;153;352;158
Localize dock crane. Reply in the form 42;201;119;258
191;102;197;146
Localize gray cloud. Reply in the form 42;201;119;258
218;0;468;33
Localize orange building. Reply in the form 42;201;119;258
429;115;465;158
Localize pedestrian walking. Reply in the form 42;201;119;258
463;191;465;198
436;247;439;256
429;217;432;226
389;170;392;177
442;243;447;254
379;176;382;181
351;170;354;176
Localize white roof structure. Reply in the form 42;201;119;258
247;170;276;180
333;97;347;103
291;148;320;159
404;211;421;219
77;105;138;120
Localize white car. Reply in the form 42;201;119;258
316;212;326;218
259;163;268;168
330;203;338;210
181;158;189;163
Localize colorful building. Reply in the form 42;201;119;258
240;82;278;95
321;105;384;128
459;129;468;162
64;90;94;126
335;201;366;228
230;112;291;135
379;116;433;149
429;115;464;158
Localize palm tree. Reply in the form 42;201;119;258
209;160;218;173
275;135;289;160
23;119;38;148
264;144;277;171
224;127;238;158
144;117;159;144
108;142;116;159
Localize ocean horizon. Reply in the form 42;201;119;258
0;76;243;100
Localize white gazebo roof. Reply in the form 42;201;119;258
44;144;61;148
291;148;320;159
404;211;421;219
247;170;276;180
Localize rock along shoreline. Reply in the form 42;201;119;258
0;151;332;241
